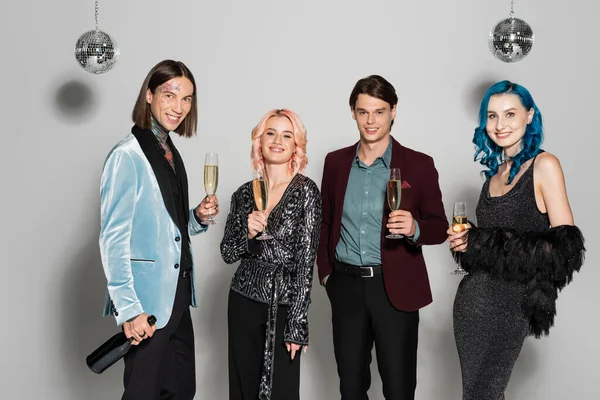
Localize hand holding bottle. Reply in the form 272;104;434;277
123;312;157;345
86;314;157;374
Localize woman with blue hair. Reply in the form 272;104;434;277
448;80;585;399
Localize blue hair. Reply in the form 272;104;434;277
473;80;544;184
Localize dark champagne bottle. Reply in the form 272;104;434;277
86;315;157;374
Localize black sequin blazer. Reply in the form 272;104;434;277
220;174;322;344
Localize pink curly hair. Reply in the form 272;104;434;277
250;109;308;175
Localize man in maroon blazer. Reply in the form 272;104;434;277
317;75;448;400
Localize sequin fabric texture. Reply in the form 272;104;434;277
454;161;550;399
220;173;322;400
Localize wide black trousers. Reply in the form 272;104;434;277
122;272;196;400
326;270;420;400
228;289;301;400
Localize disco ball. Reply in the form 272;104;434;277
489;17;534;63
74;29;120;74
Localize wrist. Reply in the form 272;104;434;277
409;223;416;237
194;206;208;226
407;220;420;242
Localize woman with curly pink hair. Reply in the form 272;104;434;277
221;109;322;400
250;109;308;175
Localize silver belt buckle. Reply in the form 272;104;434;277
363;266;374;278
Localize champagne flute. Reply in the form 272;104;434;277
450;201;469;275
252;170;273;240
203;152;219;225
385;168;404;239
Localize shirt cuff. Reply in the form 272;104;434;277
193;207;209;227
408;220;420;242
127;315;140;323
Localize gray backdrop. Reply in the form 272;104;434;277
1;0;598;399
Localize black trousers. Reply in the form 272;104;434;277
326;270;420;400
122;272;195;400
228;289;301;400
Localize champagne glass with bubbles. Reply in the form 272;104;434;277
252;170;273;240
385;168;404;239
203;152;218;224
451;202;469;275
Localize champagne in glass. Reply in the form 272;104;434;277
203;152;219;224
385;168;404;239
452;216;469;233
252;171;273;240
252;179;268;213
451;201;469;275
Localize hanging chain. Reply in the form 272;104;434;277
95;0;99;30
510;0;515;16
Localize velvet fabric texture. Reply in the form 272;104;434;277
99;129;207;329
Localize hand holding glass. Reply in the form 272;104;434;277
203;152;218;224
252;171;273;241
385;168;403;239
450;202;469;275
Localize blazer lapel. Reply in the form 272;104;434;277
169;137;190;225
131;125;179;227
381;137;405;248
333;143;359;246
390;137;405;170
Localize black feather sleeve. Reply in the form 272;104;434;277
454;225;585;337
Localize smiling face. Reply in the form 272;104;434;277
260;116;297;166
146;76;194;131
351;94;396;145
486;93;534;157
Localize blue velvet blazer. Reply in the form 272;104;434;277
99;126;207;329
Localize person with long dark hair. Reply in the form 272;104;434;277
448;80;585;400
99;60;219;399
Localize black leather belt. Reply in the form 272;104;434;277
334;260;382;278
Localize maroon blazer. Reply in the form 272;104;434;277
317;137;448;311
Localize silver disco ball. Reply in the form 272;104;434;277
489;17;534;63
74;29;120;74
